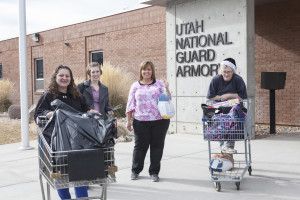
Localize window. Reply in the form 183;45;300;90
90;51;103;65
35;58;43;91
0;64;2;79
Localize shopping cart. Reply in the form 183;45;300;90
202;99;253;192
37;117;117;200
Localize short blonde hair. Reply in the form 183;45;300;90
86;62;102;77
139;61;156;81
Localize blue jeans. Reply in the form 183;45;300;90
57;186;88;199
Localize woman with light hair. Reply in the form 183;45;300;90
77;62;113;116
207;58;247;154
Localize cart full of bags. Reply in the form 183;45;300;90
202;99;253;192
37;99;118;200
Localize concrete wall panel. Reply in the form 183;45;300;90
167;0;255;134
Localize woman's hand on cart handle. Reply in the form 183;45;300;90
88;109;99;114
46;111;54;119
108;110;114;116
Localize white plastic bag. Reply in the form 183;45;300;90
210;158;233;172
210;154;234;172
157;89;175;119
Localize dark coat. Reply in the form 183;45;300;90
34;91;89;122
77;80;113;115
207;73;248;99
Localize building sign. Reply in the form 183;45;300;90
176;20;233;77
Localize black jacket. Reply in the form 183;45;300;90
77;80;113;116
34;91;89;122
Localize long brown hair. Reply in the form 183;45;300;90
139;60;156;81
48;65;81;99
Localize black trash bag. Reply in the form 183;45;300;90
41;99;82;144
218;106;232;114
42;99;117;152
201;104;222;119
201;104;215;119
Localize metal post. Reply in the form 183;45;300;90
39;174;46;200
18;0;33;150
269;89;276;134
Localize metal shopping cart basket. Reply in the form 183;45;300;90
202;99;253;192
37;117;117;200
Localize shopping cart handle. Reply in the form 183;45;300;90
202;118;207;122
37;115;48;127
112;104;122;111
87;112;102;119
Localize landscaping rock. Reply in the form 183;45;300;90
7;104;36;121
8;105;21;119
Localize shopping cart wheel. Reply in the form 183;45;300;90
215;182;221;192
236;182;240;190
248;166;252;176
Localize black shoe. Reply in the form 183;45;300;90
131;172;139;180
150;174;159;182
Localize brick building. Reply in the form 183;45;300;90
0;6;166;106
255;0;300;126
0;1;299;126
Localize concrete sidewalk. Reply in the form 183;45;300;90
0;132;299;200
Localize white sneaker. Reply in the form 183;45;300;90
222;146;237;154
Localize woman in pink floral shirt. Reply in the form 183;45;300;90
126;61;171;182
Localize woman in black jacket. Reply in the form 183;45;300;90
34;65;96;200
77;62;113;116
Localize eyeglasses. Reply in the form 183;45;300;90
222;70;233;74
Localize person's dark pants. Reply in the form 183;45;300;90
57;186;88;199
132;119;170;175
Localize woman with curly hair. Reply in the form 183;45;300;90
34;65;97;199
35;65;96;120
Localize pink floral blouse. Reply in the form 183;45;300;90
126;79;165;121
